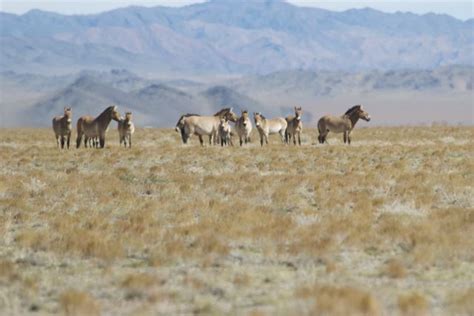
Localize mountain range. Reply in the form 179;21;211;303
1;65;472;127
1;0;472;75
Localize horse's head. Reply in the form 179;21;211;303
357;105;371;122
254;112;263;127
64;107;72;124
125;112;133;127
111;106;121;122
241;110;249;126
225;107;238;123
294;106;302;122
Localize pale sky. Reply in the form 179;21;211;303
0;0;472;20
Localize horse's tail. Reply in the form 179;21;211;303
76;118;83;148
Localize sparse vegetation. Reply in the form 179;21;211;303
0;126;472;314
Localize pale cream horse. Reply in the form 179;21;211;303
52;107;72;149
253;112;287;146
317;105;371;144
234;110;252;146
76;105;121;148
177;108;238;145
118;112;135;148
285;106;303;145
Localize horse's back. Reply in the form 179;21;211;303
77;115;95;135
186;116;217;134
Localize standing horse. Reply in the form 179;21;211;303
76;105;121;148
234;110;252;146
118;112;135;148
52;107;73;149
285;106;303;145
253;112;287;146
317;105;371;144
177;108;238;145
218;117;233;146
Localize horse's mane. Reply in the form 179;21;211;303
214;108;231;117
344;105;361;116
96;106;116;121
259;113;266;120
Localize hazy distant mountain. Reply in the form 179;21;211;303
3;65;471;127
1;0;472;75
201;86;265;113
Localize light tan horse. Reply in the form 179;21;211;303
52;107;72;149
218;117;233;146
253;112;287;146
76;105;121;148
178;108;238;145
118;112;135;148
285;106;303;145
234;110;252;146
317;105;371;144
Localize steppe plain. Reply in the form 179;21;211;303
0;126;473;315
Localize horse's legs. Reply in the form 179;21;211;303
129;135;132;148
298;132;301;146
240;136;243;146
66;133;71;149
348;132;351;145
293;133;297;145
55;135;60;148
343;132;347;144
84;136;88;148
199;135;204;146
260;133;264;147
60;136;65;149
76;133;82;149
99;137;105;148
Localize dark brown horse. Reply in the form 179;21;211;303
317;105;371;144
76;105;121;148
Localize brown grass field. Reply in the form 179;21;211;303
0;126;473;315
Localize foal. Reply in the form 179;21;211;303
218;117;233;146
118;112;135;148
285;106;303;145
52;107;72;149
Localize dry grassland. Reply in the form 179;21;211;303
0;126;473;315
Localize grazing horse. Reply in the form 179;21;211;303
76;105;121;148
218;117;233;146
178;108;238;145
285;106;303;145
234;110;252;146
52;107;73;149
253;112;287;146
118;112;135;148
317;105;371;144
175;113;201;143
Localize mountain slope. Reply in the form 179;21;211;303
1;1;472;75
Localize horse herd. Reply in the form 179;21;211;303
51;105;371;149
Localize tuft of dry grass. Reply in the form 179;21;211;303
381;258;407;278
398;292;429;316
449;288;474;315
59;289;101;316
297;284;380;316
